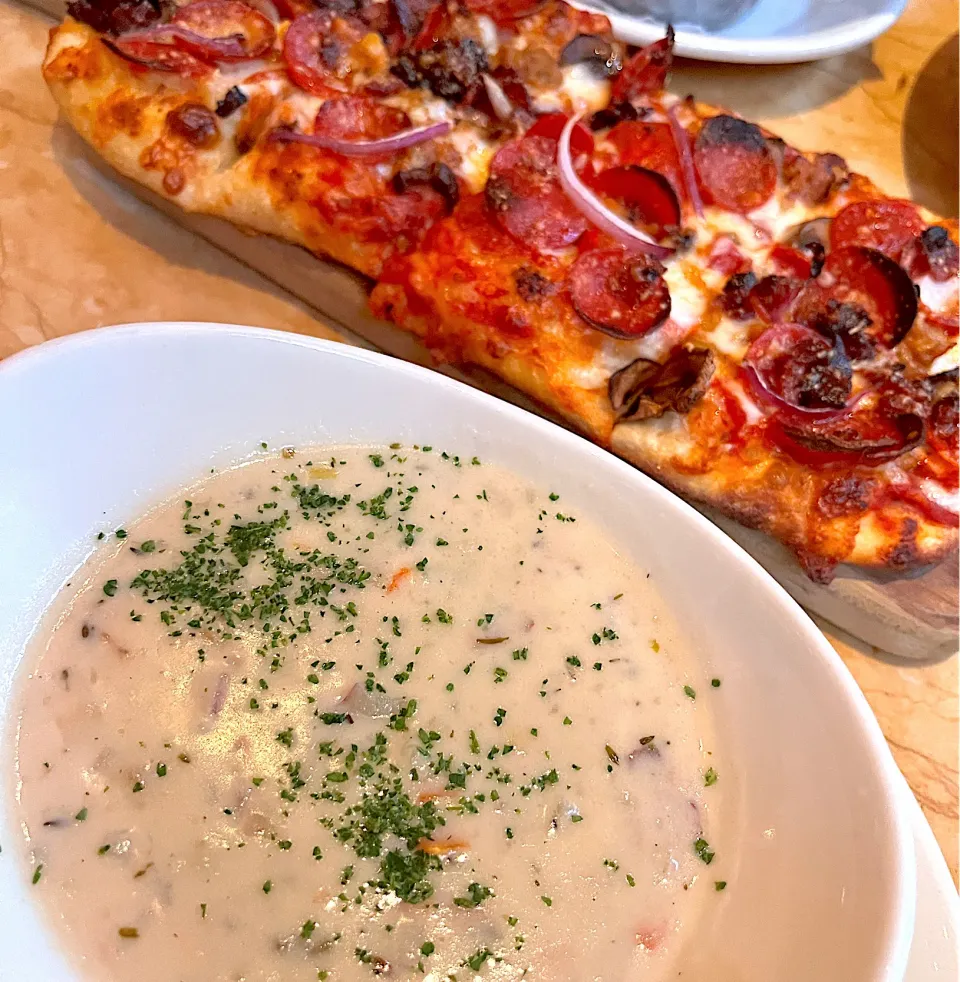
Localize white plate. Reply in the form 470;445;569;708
579;0;909;63
902;775;960;981
0;324;922;981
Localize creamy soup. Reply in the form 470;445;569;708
10;445;723;981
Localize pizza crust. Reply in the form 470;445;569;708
44;20;408;278
611;417;958;571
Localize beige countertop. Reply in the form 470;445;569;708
1;0;957;883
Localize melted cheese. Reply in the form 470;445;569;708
663;263;708;329
707;317;750;361
919;479;960;514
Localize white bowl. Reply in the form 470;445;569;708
0;324;915;981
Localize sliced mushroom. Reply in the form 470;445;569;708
609;348;716;422
559;34;622;77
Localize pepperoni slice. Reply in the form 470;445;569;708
606;120;683;198
769;243;812;279
609;31;673;103
170;0;275;62
769;409;924;468
106;37;212;76
462;0;546;23
485;136;587;252
526;113;594;155
283;10;368;95
814;246;918;347
929;391;959;463
693;115;776;213
591;166;681;238
745;323;851;410
748;274;803;323
829;199;924;260
313;96;410;141
569;248;671;339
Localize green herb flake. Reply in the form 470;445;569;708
715;880;727;891
103;579;118;597
704;767;718;787
75;808;88;822
32;864;43;885
683;685;696;700
262;880;272;894
694;838;715;865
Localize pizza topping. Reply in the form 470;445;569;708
407;38;489;101
283;10;380;95
719;271;758;320
462;0;546;23
486;135;588;251
104;37;213;76
781;149;849;205
514;267;555;302
167;0;276;62
557;115;671;257
273;115;451;155
901;226;960;283
589;100;642;131
816;474;876;518
166;103;220;148
608;348;715;421
787;216;832;252
215;85;248;118
929;389;959;461
802;299;877;362
693;114;776;213
811;246;918;348
829;199;924;261
393;162;460;210
389;0;440;42
744;323;852;412
770;408;924;468
609;29;673;103
591;166;681;240
67;0;162;35
666;105;703;217
748;274;803;323
569;249;671;339
527;113;594;154
559;34;621;77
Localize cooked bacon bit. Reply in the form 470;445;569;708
589;100;643;131
215;85;248;119
514;267;555;302
794;549;839;585
167;103;220;148
801;299;876;362
885;518;921;570
719;271;757;320
416;837;470;855
162;168;186;195
409;38;488;102
902;226;960;283
816;475;876;518
386;567;411;592
67;0;161;35
393;162;460;211
782;149;849;205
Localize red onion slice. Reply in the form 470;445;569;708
667;103;703;218
557;114;673;259
271;119;452;157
